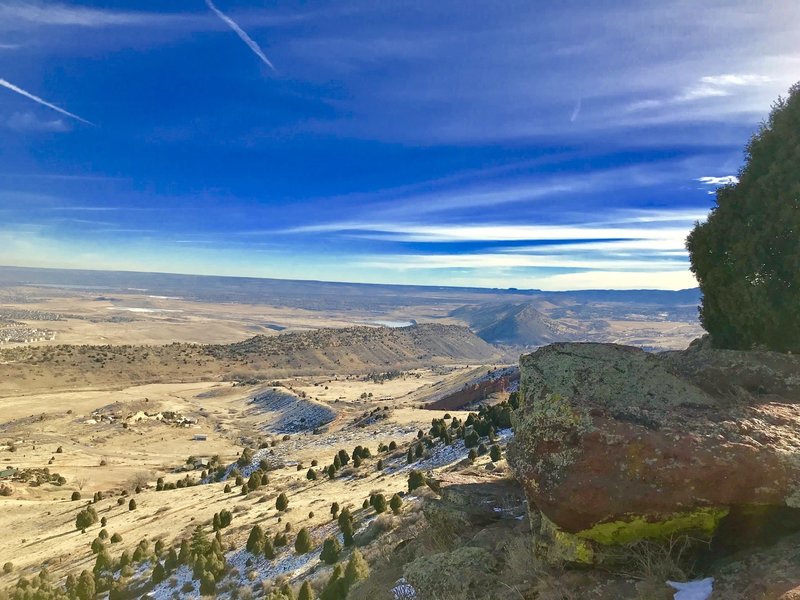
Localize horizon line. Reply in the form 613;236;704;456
0;263;700;295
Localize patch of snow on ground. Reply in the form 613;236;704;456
250;389;335;434
389;428;514;474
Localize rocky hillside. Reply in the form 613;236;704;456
0;324;500;395
451;301;581;346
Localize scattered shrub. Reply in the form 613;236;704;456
276;492;289;512
320;536;341;565
294;527;312;554
390;493;403;515
408;470;425;492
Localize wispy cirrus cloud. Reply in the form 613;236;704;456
696;175;738;186
5;111;69;132
0;2;185;27
0;78;93;125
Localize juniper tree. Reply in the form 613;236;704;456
263;536;276;559
490;444;502;462
246;525;265;554
294;527;312;554
151;561;166;584
687;82;800;352
390;493;403;515
343;549;369;589
372;493;387;514
408;470;425;492
298;580;314;600
337;508;354;546
320;536;341;565
276;492;289;511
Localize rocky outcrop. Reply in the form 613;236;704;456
507;342;800;564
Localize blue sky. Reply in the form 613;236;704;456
1;0;797;290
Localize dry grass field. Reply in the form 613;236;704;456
0;276;702;598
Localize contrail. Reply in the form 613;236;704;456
205;0;276;71
0;78;93;125
570;98;582;123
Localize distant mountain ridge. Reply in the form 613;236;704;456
451;301;582;346
0;323;499;396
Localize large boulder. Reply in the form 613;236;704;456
507;342;800;564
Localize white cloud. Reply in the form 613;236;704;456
358;252;687;272
630;72;776;112
700;74;772;86
533;270;697;291
5;111;69;132
0;2;182;27
696;175;738;186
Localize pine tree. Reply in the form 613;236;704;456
280;582;296;599
319;536;341;565
330;502;340;519
294;527;312;554
406;448;413;464
414;443;424;458
307;468;318;481
128;498;136;511
372;493;387;514
91;537;104;554
687;83;800;352
246;525;265;554
165;548;179;572
490;444;502;462
178;539;190;564
464;430;480;448
75;508;94;532
151;561;166;584
263;536;276;560
75;570;95;600
343;549;369;589
390;493;402;515
298;580;314;600
276;492;289;511
320;565;345;600
199;571;216;595
376;459;384;471
468;448;477;463
338;509;354;547
190;525;211;558
408;470;425;492
93;549;113;575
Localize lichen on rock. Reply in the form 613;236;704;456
508;341;800;565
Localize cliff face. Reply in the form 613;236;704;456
507;341;800;564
